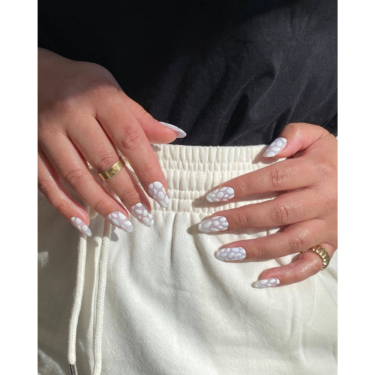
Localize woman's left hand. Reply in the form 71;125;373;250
199;123;337;288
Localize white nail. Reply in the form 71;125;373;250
263;137;287;157
107;211;134;233
159;122;187;138
198;216;228;233
253;278;280;288
214;247;246;261
206;186;235;202
71;217;92;237
148;181;169;208
131;203;154;227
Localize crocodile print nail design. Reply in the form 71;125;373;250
71;217;92;237
253;278;280;288
107;211;134;233
263;137;287;157
131;203;154;227
214;247;246;261
198;216;228;233
148;181;169;208
206;187;235;202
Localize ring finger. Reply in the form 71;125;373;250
68;118;155;227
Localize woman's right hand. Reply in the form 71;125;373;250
38;48;185;236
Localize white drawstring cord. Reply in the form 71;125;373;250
68;215;90;375
67;206;112;375
93;219;111;375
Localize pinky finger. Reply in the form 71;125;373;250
253;243;336;288
38;152;92;236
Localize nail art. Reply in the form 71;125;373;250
253;278;280;288
71;217;92;237
215;247;246;261
159;122;187;138
206;187;235;202
198;216;228;233
107;211;134;233
263;137;287;157
148;181;169;208
131;203;154;227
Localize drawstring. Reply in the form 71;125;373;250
68;205;112;375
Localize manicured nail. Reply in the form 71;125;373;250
148;181;169;208
159;122;187;138
263;137;287;157
131;203;154;227
71;217;92;237
215;247;246;261
198;216;228;233
206;187;235;202
107;211;133;233
253;278;280;288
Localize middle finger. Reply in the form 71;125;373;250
198;188;322;232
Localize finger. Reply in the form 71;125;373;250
38;151;92;236
198;188;320;232
40;133;134;233
263;123;330;158
213;219;330;262
205;158;315;203
97;96;170;208
68;118;154;227
120;92;186;142
252;242;336;288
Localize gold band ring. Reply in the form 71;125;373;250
303;245;331;270
97;158;125;181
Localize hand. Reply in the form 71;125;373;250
38;48;185;235
198;123;337;287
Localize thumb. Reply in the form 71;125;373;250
120;92;186;143
263;123;330;158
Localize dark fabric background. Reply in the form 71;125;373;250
39;0;337;146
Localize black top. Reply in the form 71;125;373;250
39;0;337;146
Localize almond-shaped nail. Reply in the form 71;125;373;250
159;122;187;138
131;203;154;227
198;216;228;233
263;137;287;157
215;247;246;261
107;211;133;233
71;217;92;237
148;181;169;208
253;278;280;288
206;187;235;202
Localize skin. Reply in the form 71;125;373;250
204;123;338;286
38;49;337;286
38;48;178;226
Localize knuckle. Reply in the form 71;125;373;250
38;178;54;197
64;168;87;187
253;245;269;260
270;203;293;225
119;126;143;151
93;197;109;213
237;213;251;229
117;184;139;203
95;150;119;172
269;167;290;189
287;233;306;253
309;259;322;275
54;200;71;214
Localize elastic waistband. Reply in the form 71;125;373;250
142;144;275;214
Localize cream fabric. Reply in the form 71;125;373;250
38;144;337;375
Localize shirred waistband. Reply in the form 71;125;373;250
132;144;277;214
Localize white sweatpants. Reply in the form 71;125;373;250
38;144;337;375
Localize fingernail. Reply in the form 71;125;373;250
131;203;154;227
253;278;280;288
148;181;169;208
198;216;228;233
159;122;187;138
71;217;92;237
263;137;287;157
107;211;134;233
215;247;246;261
206;187;235;202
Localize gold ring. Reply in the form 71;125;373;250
303;245;331;270
97;158;125;181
